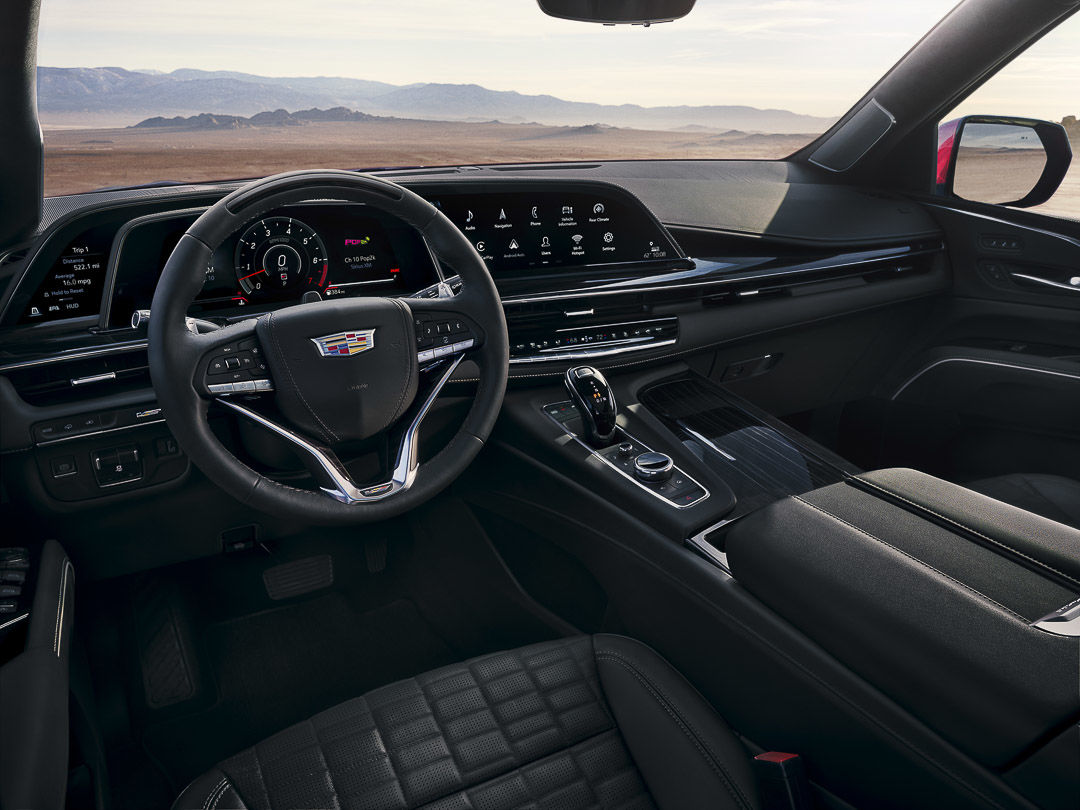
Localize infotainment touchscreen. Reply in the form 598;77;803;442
429;189;678;275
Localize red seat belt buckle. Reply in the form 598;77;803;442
753;752;812;810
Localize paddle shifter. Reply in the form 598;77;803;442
565;366;618;447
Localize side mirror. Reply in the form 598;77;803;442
937;115;1072;208
537;0;696;25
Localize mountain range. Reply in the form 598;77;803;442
38;67;836;133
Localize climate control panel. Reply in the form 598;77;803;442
510;317;677;364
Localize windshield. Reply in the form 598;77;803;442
37;0;957;196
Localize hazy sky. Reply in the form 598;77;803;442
35;0;1080;119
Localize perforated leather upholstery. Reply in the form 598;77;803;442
174;635;759;810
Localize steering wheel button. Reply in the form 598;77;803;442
433;345;454;358
452;339;474;353
233;381;256;392
417;349;435;363
208;357;228;374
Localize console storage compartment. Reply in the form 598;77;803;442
724;468;1080;774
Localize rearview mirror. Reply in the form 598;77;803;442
537;0;696;25
937;115;1072;208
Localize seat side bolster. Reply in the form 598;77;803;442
172;769;249;810
593;634;760;810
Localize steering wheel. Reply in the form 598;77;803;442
148;170;508;524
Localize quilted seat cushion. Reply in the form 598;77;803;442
174;635;759;810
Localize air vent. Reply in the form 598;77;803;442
0;247;30;267
7;349;151;406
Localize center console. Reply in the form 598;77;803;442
547;365;710;509
713;468;1080;808
514;363;1079;809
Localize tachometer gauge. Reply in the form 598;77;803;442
234;217;327;297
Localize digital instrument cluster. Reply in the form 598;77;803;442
106;204;437;328
429;189;679;276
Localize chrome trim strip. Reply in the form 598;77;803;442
685;518;740;575
512;338;676;365
71;372;117;386
553;316;674;334
924;203;1080;250
0;340;149;373
500;245;941;305
218;354;463;504
542;402;709;510
1032;597;1080;637
54;560;73;656
36;418;167;447
1010;273;1080;293
0;612;30;632
683;426;738;462
892;357;1080;401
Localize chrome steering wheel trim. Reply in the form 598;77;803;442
216;355;463;503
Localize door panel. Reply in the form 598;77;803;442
839;202;1080;486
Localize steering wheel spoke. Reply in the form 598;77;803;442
216;354;463;502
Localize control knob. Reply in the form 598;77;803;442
634;451;673;483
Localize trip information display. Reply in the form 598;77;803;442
20;237;109;324
431;190;676;275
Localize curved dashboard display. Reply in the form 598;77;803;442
4;179;689;334
427;188;681;276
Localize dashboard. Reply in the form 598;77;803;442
7;180;684;332
0;171;945;378
0;164;947;511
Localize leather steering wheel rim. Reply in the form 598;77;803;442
148;170;508;525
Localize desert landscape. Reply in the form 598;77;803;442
37;67;1080;220
41;117;813;196
38;66;829;196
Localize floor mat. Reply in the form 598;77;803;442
140;593;456;794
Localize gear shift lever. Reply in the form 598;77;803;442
565;366;618;446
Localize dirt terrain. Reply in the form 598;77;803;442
42;118;813;196
953;146;1080;221
42;121;1080;223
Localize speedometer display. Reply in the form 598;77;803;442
234;217;327;297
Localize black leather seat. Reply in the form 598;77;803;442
174;635;761;810
966;473;1080;531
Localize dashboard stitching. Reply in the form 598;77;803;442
792;495;1031;624
854;474;1080;590
387;299;416;422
